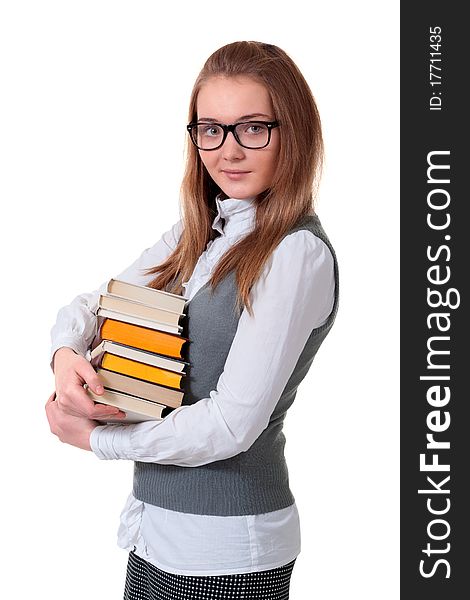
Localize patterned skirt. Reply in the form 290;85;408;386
123;549;297;600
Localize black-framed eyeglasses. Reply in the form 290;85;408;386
186;120;280;151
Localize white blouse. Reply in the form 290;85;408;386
50;195;335;576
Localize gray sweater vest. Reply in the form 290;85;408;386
133;214;339;516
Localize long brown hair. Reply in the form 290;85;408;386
144;41;324;317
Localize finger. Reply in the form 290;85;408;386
54;385;111;419
45;393;60;434
56;377;122;419
46;391;57;407
75;360;105;395
92;405;127;420
83;386;126;419
52;390;125;423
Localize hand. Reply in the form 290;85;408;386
45;391;97;451
52;347;126;420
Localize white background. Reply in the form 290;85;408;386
0;1;399;598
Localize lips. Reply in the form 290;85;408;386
221;169;251;180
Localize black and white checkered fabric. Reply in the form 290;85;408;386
124;549;296;600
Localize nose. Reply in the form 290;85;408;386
221;131;245;160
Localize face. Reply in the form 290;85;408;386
195;75;280;200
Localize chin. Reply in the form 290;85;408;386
217;183;260;200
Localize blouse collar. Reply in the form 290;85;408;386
211;193;256;237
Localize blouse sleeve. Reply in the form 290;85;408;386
90;229;336;466
49;219;184;372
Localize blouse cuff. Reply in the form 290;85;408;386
90;424;134;460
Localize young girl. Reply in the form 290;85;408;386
46;41;339;600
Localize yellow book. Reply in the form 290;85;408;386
101;353;183;389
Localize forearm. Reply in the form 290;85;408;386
90;389;250;466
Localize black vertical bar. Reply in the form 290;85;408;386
401;3;469;598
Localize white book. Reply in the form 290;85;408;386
96;307;182;335
107;278;187;313
86;386;173;423
90;339;188;372
99;294;184;328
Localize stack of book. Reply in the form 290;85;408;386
85;278;189;423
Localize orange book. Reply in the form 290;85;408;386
100;319;187;359
100;353;183;389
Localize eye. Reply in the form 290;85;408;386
243;123;267;135
199;124;223;137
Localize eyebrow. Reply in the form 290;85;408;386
197;113;273;123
